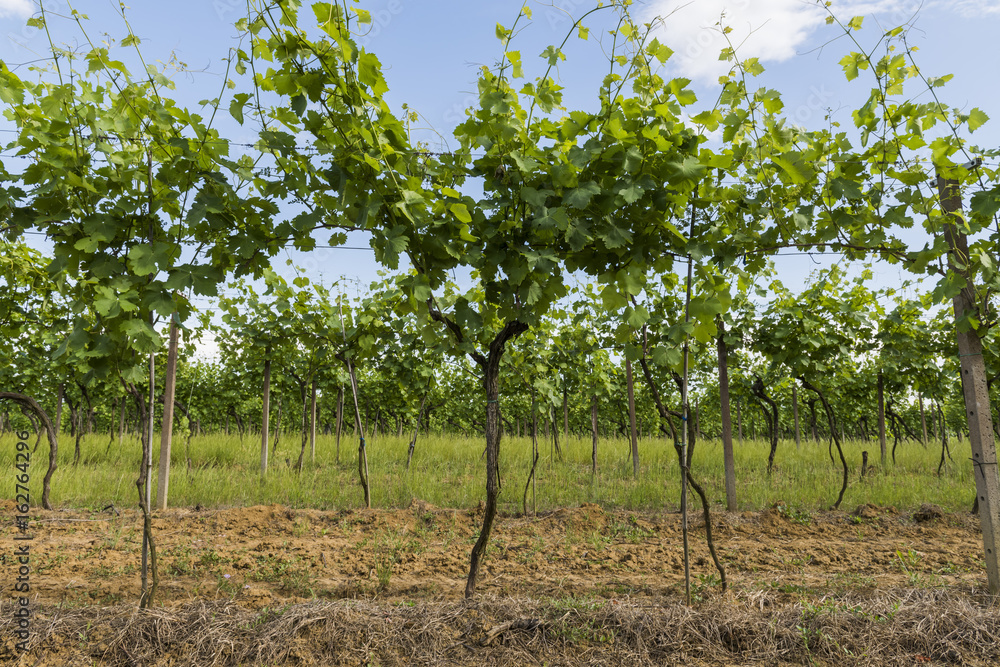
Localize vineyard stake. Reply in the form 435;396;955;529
937;168;1000;593
680;238;695;606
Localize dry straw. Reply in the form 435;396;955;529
3;587;1000;665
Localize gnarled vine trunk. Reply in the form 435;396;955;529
0;393;58;510
636;356;727;593
752;375;779;474
465;320;528;599
798;378;848;510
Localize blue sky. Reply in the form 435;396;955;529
3;0;1000;300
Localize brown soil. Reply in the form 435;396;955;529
3;499;999;666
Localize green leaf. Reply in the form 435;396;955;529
620;182;644;204
649;39;672;64
743;58;765;77
540;45;565;66
507;50;523;79
667;156;706;184
565;182;601;209
358;52;389;95
772;152;814;184
229;92;250;125
840;53;861;81
968;107;989;132
93;290;120;317
600;284;627;311
691;110;721;132
972;188;1000;220
449;203;472;223
128;246;157;277
667;78;697;106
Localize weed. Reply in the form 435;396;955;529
216;572;249;599
292;518;311;538
586;530;610;551
796;623;824;666
893;548;922;572
372;529;417;591
768;581;814;595
374;555;394;590
788;553;815;568
849;600;901;623
692;573;721;602
775;503;813;526
36;551;68;573
199;549;224;568
249;554;315;597
829;572;876;591
516;539;544;565
936;560;970;575
607;516;654;543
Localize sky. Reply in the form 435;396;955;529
3;0;1000;309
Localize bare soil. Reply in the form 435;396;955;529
3;499;1000;665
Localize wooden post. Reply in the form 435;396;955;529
591;394;598;475
141;350;155;603
934;401;940;443
118;395;126;445
563;385;569;441
694;400;701;440
156;320;180;510
938;169;1000;593
736;400;743;444
920;394;929;447
309;377;317;463
717;319;737;511
877;372;887;467
261;355;271;476
550;406;559;461
55;383;64;435
335;385;344;462
626;358;639;477
792;383;800;448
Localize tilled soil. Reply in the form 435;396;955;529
2;499;998;665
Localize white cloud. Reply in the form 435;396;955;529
0;0;33;20
948;0;1000;17
638;0;930;83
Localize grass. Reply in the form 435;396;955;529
0;428;976;513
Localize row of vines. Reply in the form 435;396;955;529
3;0;1000;603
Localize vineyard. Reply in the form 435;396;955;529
4;0;1000;665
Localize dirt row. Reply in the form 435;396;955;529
2;499;998;665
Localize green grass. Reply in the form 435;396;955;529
0;429;976;513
